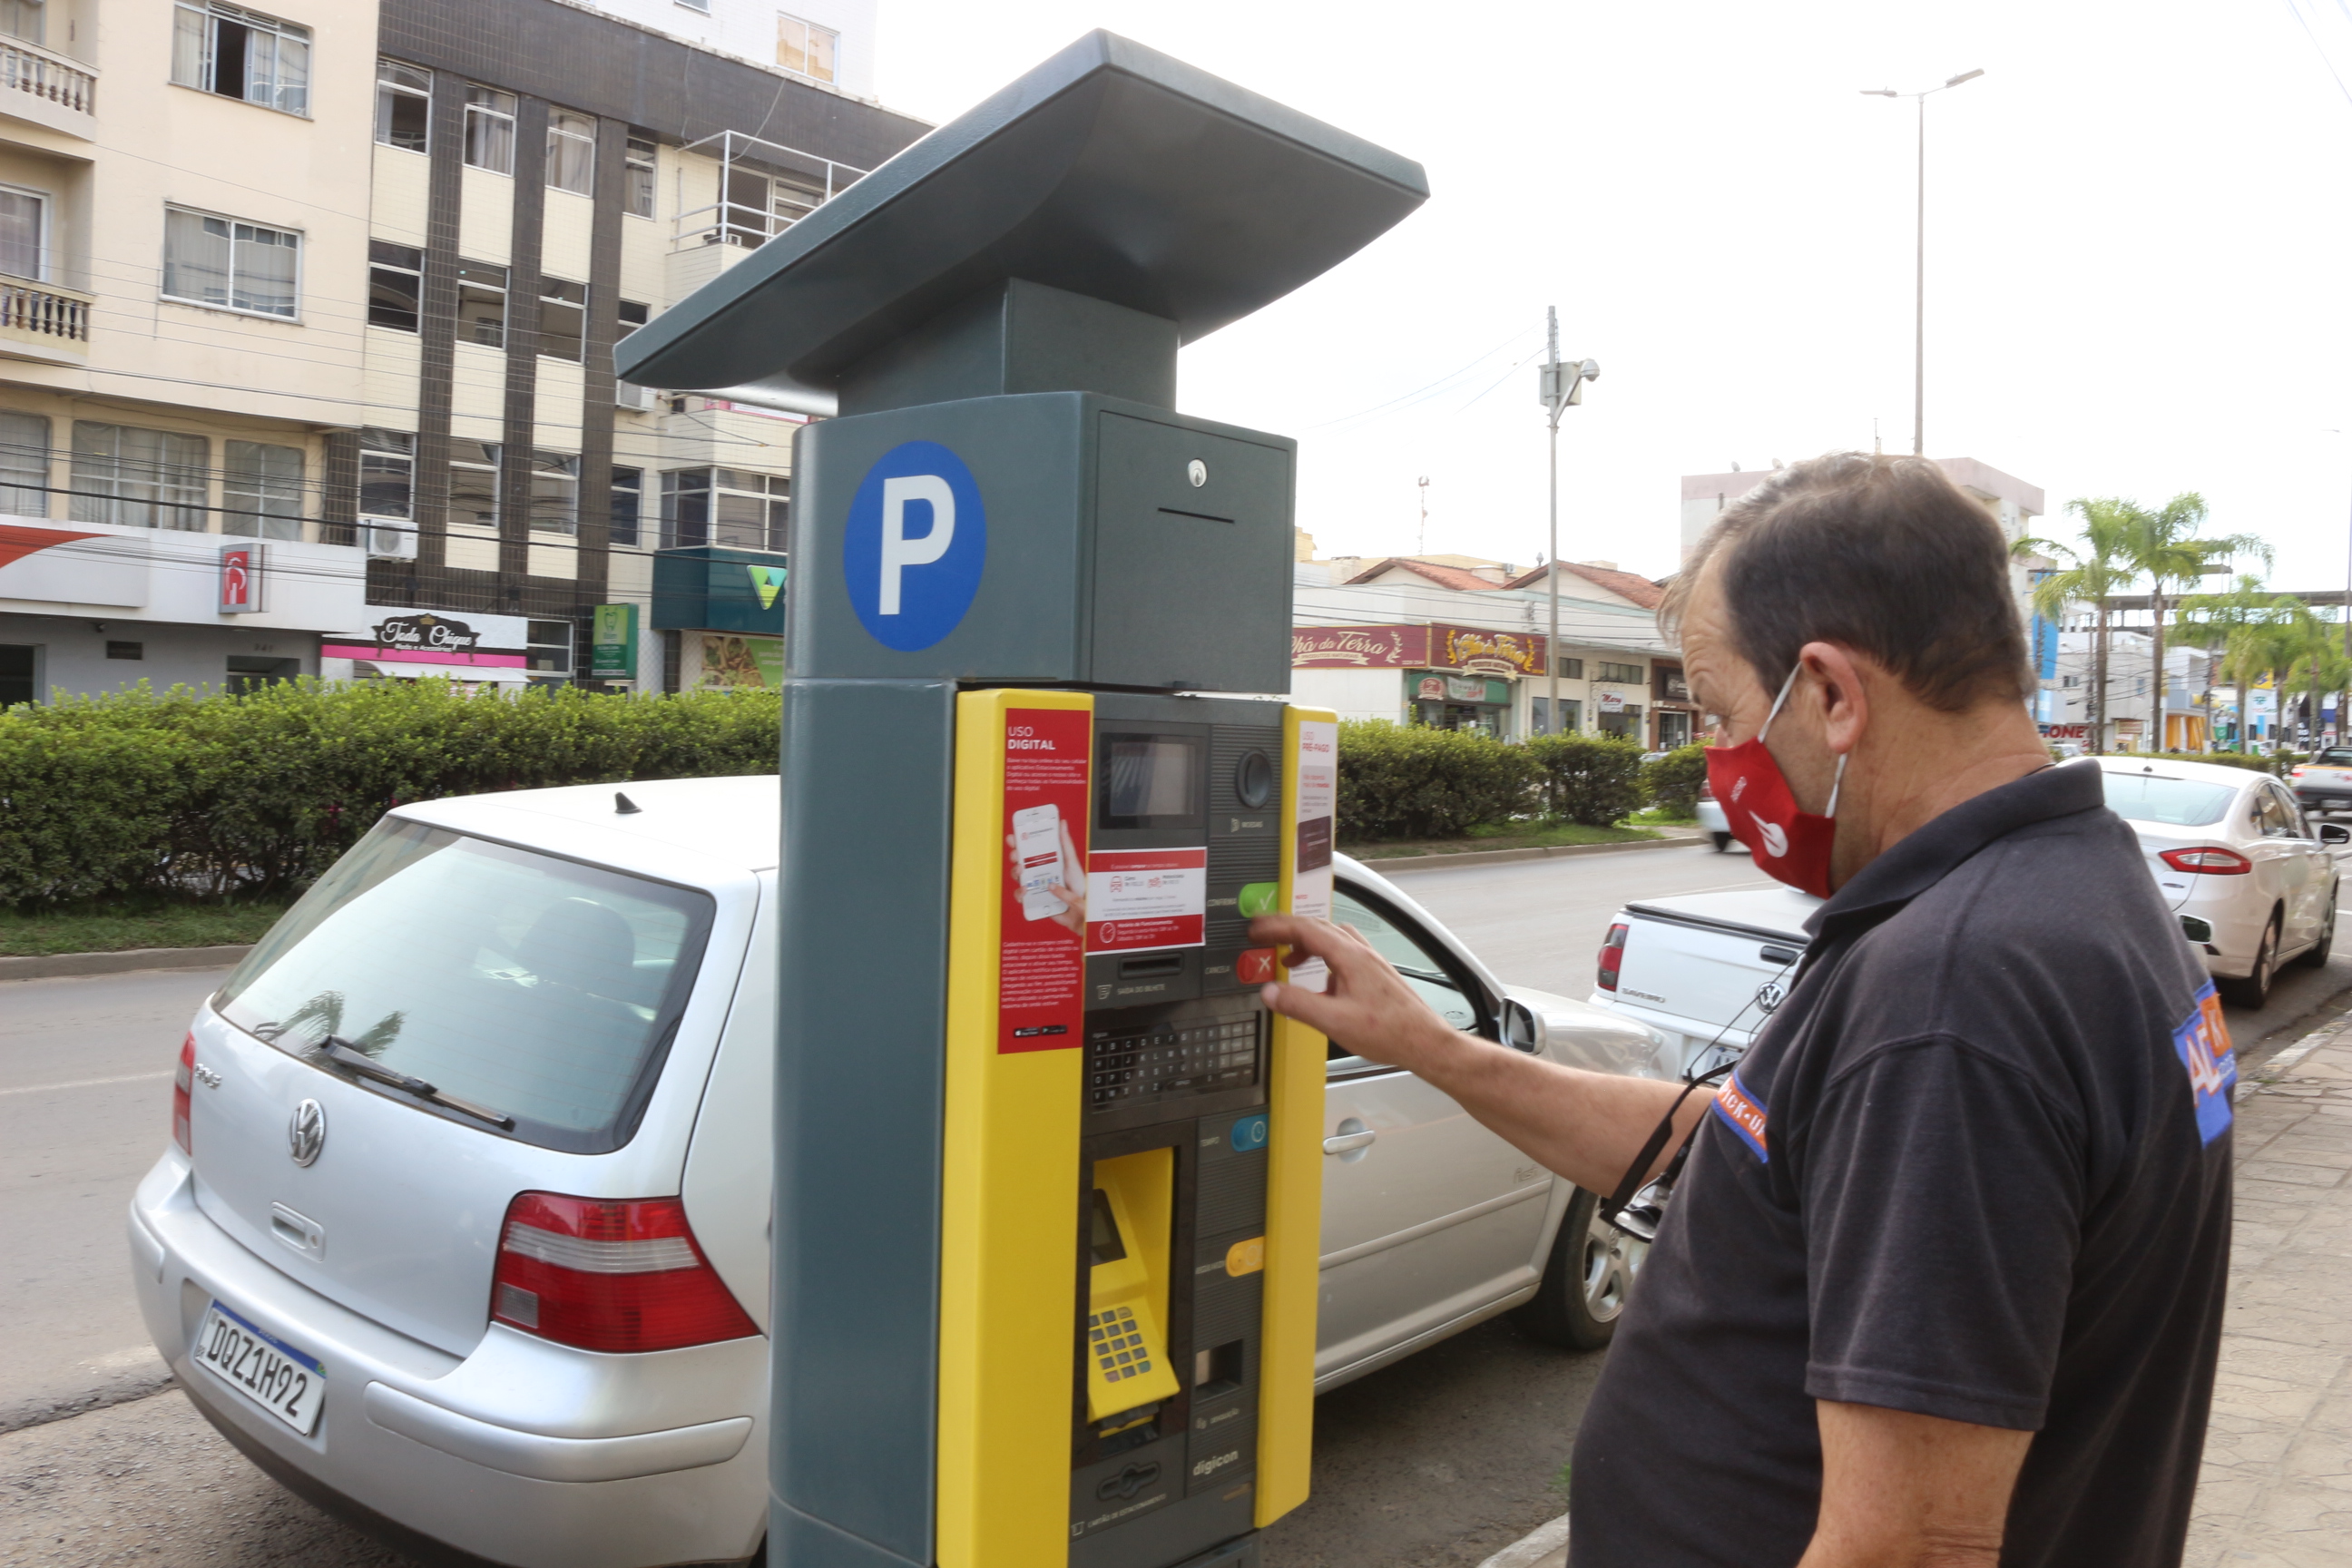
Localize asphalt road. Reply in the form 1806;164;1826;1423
6;841;2352;1567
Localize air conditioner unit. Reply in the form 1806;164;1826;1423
616;380;656;412
362;522;416;560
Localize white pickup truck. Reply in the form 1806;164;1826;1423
1591;885;1822;1083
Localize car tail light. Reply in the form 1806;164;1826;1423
2291;766;2307;779
1697;779;1714;802
490;1192;757;1353
172;1034;194;1155
1597;921;1630;993
2160;846;2253;875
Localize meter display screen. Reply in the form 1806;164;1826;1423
1098;735;1200;828
1089;1188;1128;1265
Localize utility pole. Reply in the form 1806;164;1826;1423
1537;309;1598;736
1416;475;1429;556
1863;68;1983;456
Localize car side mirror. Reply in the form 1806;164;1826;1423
1499;996;1546;1054
2322;823;2350;846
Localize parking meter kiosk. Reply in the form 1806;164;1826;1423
619;33;1425;1568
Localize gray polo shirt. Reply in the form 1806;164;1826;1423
1571;761;2233;1568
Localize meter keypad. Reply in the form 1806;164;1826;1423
1088;1306;1156;1381
1087;1015;1260;1109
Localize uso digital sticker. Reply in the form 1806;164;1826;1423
2171;982;2236;1145
841;440;986;651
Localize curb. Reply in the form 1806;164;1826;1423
1477;1512;1570;1568
1355;833;1704;875
0;945;252;983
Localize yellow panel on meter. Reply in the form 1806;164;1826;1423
1085;1149;1179;1420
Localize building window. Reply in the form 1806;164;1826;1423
223;440;303;540
376;59;430;151
172;2;310;116
107;641;143;660
227;654;299;692
538;276;585;360
529;451;579;534
358;428;413;525
368;240;422;331
776;12;838;82
526;619;573;679
662;466;788;550
2062;674;2079;689
70;422;208;532
546;110;595;195
0;409;48;518
1595;661;1645;684
162;207;299;319
1653;663;1689;701
611;466;642;546
1531;696;1581;736
624;138;656;219
0;0;44;47
464;85;517;175
456;260;506;348
449;441;499;528
0;185;46;281
615;299;652;405
1554;656;1583;681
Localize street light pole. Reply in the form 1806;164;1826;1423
1537;310;1597;738
1864;68;1982;457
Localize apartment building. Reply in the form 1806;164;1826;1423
0;0;926;705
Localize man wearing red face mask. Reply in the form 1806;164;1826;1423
1250;453;2230;1568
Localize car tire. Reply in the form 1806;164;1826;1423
2222;913;2281;1008
1710;831;1732;853
2297;892;2337;969
1515;1186;1645;1351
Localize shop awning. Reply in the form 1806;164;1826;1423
348;659;530;685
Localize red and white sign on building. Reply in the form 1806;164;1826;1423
1086;848;1207;954
218;542;264;614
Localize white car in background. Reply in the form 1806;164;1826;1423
125;779;1670;1568
2102;756;2346;1007
1695;778;1738;853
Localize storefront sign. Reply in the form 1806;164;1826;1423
590;604;639;680
1653;662;1690;701
1292;623;1429;668
1436;625;1543;676
2039;724;2089;739
320;612;530;671
1598;691;1626;713
1415;673;1499;703
218;543;264;614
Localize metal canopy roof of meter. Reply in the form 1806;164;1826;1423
615;29;1430;410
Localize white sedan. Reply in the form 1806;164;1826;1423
2102;756;2347;1007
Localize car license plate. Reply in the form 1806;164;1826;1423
194;1299;325;1436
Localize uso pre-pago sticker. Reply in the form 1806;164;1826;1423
842;440;986;652
2172;982;2236;1145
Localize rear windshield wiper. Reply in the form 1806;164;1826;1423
320;1037;514;1130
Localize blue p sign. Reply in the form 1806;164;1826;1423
842;440;986;651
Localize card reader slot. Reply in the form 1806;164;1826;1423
1118;955;1186;980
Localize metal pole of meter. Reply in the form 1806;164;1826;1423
1537;310;1596;737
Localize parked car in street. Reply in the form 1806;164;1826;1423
2291;748;2352;815
127;778;1670;1568
2102;755;2346;1007
1695;777;1738;853
1591;884;1818;1082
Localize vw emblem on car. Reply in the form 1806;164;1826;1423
287;1100;327;1167
1755;980;1788;1014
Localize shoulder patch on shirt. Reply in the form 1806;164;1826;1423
2172;982;2236;1145
1711;1069;1769;1162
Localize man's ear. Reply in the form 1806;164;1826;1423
1798;642;1869;757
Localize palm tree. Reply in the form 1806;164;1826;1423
2118;493;2269;745
2021;498;2140;748
2282;603;2352;750
2180;574;2280;751
2221;602;2307;755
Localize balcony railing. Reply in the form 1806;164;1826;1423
0;275;91;352
671;130;866;251
0;35;94;118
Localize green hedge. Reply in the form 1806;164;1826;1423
0;680;779;906
1641;743;1709;816
1525;733;1649;826
1335;720;1536;840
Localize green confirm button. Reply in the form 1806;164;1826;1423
1238;882;1280;918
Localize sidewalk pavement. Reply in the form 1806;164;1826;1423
1482;1011;2352;1568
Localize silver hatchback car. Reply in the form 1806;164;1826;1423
129;776;1667;1567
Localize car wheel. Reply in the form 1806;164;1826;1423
1515;1186;1646;1351
2297;892;2337;968
2222;913;2281;1008
1710;831;1732;853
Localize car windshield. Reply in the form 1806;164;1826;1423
2101;771;2238;828
2315;750;2352;768
215;818;715;1153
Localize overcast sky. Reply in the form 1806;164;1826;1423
871;1;2352;592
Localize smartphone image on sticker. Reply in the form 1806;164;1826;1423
1013;804;1067;921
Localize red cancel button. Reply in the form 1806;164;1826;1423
1237;947;1279;985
